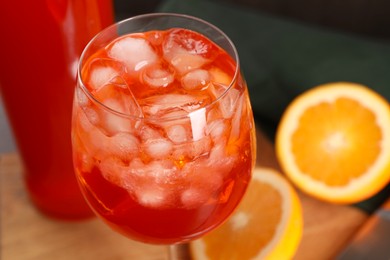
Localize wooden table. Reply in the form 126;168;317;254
0;130;368;259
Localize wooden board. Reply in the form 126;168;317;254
0;129;368;259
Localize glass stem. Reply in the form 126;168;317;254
168;243;191;260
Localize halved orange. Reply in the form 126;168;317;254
190;167;303;260
276;82;390;204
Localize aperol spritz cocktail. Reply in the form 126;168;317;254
72;13;256;244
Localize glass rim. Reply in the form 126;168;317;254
77;12;241;121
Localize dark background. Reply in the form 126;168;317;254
113;0;390;41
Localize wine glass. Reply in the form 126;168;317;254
71;13;256;258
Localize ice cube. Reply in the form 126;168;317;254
128;157;145;171
94;78;131;102
230;94;245;141
95;82;144;135
99;99;133;135
147;159;179;184
181;188;209;209
207;119;228;142
105;132;140;160
127;158;178;183
73;115;95;172
181;69;210;90
108;36;157;72
90;66;118;91
208;143;226;162
157;110;191;130
143;138;173;159
139;125;162;142
140;94;193;116
163;29;211;74
85;58;125;91
77;152;95;173
76;87;90;107
208;143;236;177
210;83;241;118
78;106;100;132
167;125;188;143
98;156;127;187
81;124;109;157
163;28;214;57
181;159;224;192
206;105;223;122
126;159;178;208
135;187;171;208
146;112;191;145
141;64;174;88
140;94;210;117
191;136;212;159
169;53;209;75
209;67;233;86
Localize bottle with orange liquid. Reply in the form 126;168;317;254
0;0;114;220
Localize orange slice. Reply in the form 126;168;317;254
190;167;303;260
276;82;390;204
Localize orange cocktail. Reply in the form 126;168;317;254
72;13;256;244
